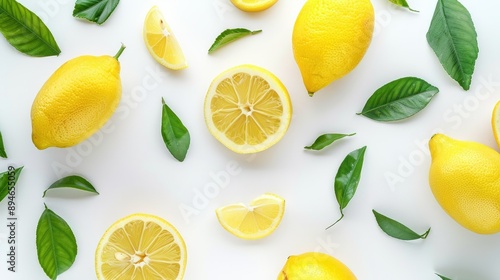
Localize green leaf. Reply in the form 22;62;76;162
73;0;121;25
326;146;367;229
358;77;439;122
43;175;99;197
304;133;355;151
161;98;190;162
373;210;431;240
389;0;419;12
436;274;452;280
36;204;77;280
0;166;22;202
426;0;478;90
0;0;61;57
208;28;262;54
0;130;6;158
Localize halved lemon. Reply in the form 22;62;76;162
215;193;285;240
492;100;500;148
95;213;187;280
143;6;187;70
204;64;292;154
230;0;279;12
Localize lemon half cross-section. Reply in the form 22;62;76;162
492;100;500;148
95;213;187;280
143;6;187;70
216;193;285;240
204;64;292;154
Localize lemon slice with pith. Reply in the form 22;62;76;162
95;213;187;280
204;64;292;154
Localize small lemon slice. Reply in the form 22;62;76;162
230;0;279;12
492;100;500;148
204;64;292;154
143;6;187;70
215;193;285;240
95;213;187;280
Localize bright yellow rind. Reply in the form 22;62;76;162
31;54;121;149
492;100;500;148
204;64;292;154
277;252;357;280
216;193;285;240
292;0;374;95
95;213;187;280
429;134;500;234
143;6;187;70
230;0;279;12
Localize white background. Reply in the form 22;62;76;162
1;0;500;279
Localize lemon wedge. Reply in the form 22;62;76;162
230;0;279;12
95;213;187;280
216;193;285;240
204;64;292;154
143;6;187;70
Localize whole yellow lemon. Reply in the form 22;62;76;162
277;252;357;280
292;0;374;96
429;134;500;234
31;45;125;149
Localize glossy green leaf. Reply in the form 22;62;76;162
73;0;120;25
36;204;77;280
208;28;262;53
326;146;367;229
0;166;22;202
304;133;355;151
373;210;431;240
389;0;419;12
436;274;452;280
358;77;439;122
0;0;61;56
43;175;99;197
426;0;478;90
0;130;6;158
161;98;190;162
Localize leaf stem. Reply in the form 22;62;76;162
326;212;344;230
114;43;126;60
420;227;431;239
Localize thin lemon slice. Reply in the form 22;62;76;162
204;64;292;154
143;6;187;70
216;193;285;240
492;100;500;148
95;213;187;280
230;0;279;12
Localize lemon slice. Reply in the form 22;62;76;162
215;193;285;240
230;0;279;12
204;64;292;154
492;100;500;148
95;213;187;280
143;6;187;70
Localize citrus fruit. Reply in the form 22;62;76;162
277;252;357;280
95;213;187;280
143;6;187;70
31;45;125;150
429;133;500;234
230;0;279;12
292;0;374;96
215;193;285;240
204;64;292;154
491;100;500;147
